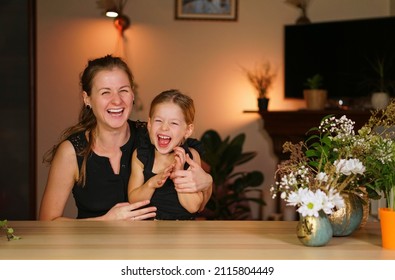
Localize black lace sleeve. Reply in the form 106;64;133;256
132;120;150;148
67;131;87;154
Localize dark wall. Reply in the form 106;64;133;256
0;0;36;220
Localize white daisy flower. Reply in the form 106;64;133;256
296;190;323;217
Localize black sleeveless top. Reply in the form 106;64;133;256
69;120;147;219
68;120;204;219
136;142;197;220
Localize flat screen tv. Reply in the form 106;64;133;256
284;16;395;103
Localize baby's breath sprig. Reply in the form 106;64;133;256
0;220;21;241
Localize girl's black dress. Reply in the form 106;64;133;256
136;142;197;220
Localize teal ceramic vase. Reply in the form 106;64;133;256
296;210;333;247
328;193;363;236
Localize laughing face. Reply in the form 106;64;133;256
148;102;193;154
83;67;134;130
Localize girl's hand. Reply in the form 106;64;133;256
149;164;174;189
173;146;186;171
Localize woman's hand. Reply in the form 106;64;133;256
170;151;213;212
101;200;157;221
171;153;212;193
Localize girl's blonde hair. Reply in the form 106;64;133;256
149;89;195;125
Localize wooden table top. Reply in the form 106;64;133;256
0;220;394;260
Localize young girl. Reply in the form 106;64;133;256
128;89;204;220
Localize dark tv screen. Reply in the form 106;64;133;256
284;16;395;100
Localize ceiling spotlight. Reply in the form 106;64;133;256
97;0;130;34
105;10;119;18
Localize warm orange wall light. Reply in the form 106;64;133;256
97;0;130;35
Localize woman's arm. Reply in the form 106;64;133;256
199;176;213;212
173;148;205;213
178;191;204;213
39;140;79;221
171;153;213;211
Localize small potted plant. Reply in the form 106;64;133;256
284;0;312;24
303;73;327;110
241;61;277;111
365;56;395;110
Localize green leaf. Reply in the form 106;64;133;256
321;136;332;147
200;130;265;220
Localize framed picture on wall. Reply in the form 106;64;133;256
175;0;238;21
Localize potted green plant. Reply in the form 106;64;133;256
361;100;395;249
303;74;327;110
241;61;276;111
199;129;265;220
365;56;395;110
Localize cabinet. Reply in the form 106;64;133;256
257;110;371;161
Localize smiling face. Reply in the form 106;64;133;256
83;67;134;130
148;102;194;154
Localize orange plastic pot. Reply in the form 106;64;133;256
379;208;395;249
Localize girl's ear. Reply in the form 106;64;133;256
184;124;194;139
147;117;152;130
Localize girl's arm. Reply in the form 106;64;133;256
128;150;172;203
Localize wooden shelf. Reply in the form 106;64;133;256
251;110;372;160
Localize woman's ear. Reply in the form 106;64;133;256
82;91;90;106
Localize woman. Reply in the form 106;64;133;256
39;55;212;221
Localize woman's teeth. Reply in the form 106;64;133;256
108;108;123;115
